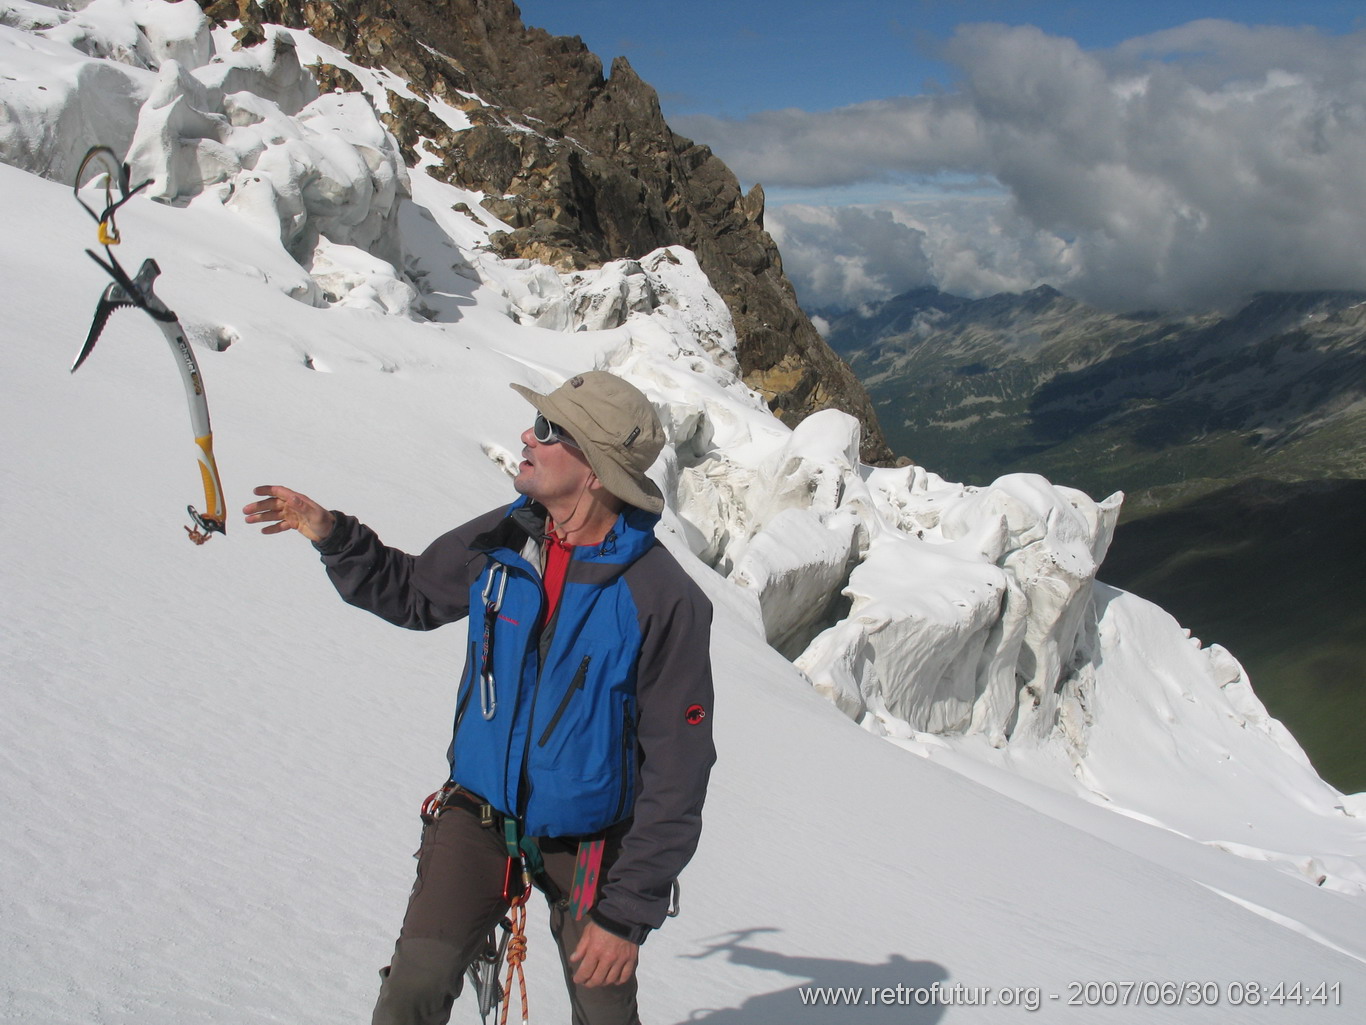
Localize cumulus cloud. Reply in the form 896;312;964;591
770;198;1075;308
678;21;1366;311
679;95;986;188
766;205;935;309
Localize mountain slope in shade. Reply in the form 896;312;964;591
1102;477;1366;792
824;286;1366;499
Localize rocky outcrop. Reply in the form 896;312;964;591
196;0;894;463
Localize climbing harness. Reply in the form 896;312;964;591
70;145;227;544
419;782;627;1025
418;785;535;1025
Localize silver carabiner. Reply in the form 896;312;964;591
479;566;509;720
480;664;497;720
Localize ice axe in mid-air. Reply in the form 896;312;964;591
71;145;227;544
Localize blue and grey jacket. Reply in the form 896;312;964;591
314;496;715;941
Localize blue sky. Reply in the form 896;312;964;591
512;3;1366;312
513;1;1366;117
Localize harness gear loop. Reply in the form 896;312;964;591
421;783;499;828
420;786;450;823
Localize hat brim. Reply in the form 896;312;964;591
511;383;665;514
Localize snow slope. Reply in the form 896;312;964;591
2;3;1365;1022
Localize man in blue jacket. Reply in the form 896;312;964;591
244;372;716;1025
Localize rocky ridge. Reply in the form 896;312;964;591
196;0;894;464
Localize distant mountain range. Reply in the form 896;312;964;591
819;285;1366;791
819;285;1366;506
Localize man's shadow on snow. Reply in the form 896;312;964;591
673;928;949;1024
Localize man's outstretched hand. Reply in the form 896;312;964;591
243;485;336;543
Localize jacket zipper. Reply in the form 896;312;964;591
448;640;478;778
537;655;591;747
453;641;477;728
506;560;544;819
613;697;634;822
514;621;553;818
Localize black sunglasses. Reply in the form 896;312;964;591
534;413;580;449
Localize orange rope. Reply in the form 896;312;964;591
499;880;531;1025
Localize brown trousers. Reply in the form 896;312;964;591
371;804;639;1025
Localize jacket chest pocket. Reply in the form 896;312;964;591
537;655;591;748
526;655;638;834
533;654;634;774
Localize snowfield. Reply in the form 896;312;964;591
2;2;1364;1022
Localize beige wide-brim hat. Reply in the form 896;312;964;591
511;371;666;514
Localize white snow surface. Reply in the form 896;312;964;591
2;3;1365;1022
